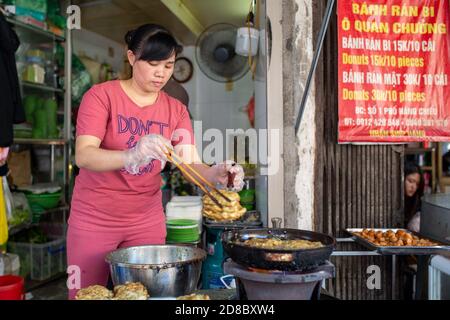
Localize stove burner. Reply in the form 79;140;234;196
224;260;335;300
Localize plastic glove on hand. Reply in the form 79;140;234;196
124;134;173;175
212;160;245;192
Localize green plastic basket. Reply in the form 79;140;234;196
166;219;199;243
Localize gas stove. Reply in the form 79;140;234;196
223;260;335;300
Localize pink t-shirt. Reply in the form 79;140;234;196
69;80;193;232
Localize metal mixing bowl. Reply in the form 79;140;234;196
105;245;206;297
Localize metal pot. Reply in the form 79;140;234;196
105;245;206;297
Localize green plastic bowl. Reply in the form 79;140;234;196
166;219;198;227
25;192;61;213
166;219;199;243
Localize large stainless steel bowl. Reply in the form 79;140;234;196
105;245;206;297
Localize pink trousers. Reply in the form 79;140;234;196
66;223;166;300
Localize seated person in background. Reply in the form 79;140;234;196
404;162;424;232
403;162;428;300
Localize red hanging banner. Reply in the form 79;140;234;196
338;0;450;143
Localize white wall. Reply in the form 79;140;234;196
180;46;254;161
72;28;125;73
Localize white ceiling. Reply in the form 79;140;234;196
72;0;252;45
182;0;251;29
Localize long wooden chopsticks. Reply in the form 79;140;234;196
166;153;223;209
164;148;232;208
168;151;232;202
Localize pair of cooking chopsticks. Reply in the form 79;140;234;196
163;147;232;209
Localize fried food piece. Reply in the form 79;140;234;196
403;233;413;240
203;203;244;213
113;282;149;300
203;190;241;205
177;294;211;300
385;230;395;238
202;190;246;221
396;230;406;238
75;285;113;300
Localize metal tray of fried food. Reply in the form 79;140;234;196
346;228;450;255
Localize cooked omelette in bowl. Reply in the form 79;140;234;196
241;238;323;250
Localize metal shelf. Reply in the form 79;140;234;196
13;139;68;145
6;16;65;42
8;206;69;236
21;81;64;93
5;13;72;297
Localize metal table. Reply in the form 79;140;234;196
332;237;400;300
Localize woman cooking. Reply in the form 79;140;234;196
68;24;244;299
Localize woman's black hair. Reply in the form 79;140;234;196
404;162;425;225
125;24;183;61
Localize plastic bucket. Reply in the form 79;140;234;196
0;275;24;300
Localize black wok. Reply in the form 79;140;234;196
222;228;335;271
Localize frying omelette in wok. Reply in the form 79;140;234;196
240;237;324;250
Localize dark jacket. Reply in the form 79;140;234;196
0;163;8;177
0;12;25;147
